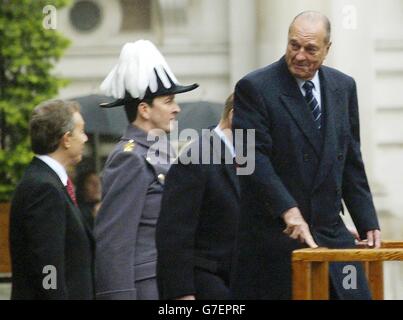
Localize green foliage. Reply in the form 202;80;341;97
0;0;71;201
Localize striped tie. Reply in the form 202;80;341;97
303;80;322;130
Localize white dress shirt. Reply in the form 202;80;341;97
214;126;236;158
36;155;68;186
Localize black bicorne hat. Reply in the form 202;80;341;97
99;40;198;109
100;68;198;109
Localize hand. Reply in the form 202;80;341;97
176;295;196;300
347;225;360;241
366;229;381;248
347;226;367;246
282;207;318;248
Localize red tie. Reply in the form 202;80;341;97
66;177;78;207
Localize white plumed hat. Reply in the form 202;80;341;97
99;40;198;108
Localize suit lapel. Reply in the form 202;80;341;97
33;158;94;243
210;131;241;199
62;183;95;242
312;68;341;192
278;59;323;157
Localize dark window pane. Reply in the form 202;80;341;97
70;0;102;33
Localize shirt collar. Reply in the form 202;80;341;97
296;71;320;93
36;155;68;186
213;126;235;158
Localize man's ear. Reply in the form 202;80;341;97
326;41;332;53
228;108;234;125
137;101;151;120
61;131;72;149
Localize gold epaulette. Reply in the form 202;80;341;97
123;139;136;152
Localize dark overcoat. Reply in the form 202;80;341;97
156;130;240;299
232;57;380;300
10;157;94;300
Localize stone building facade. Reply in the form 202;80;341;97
55;0;403;298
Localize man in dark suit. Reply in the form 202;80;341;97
156;93;240;300
232;11;381;300
9;100;94;299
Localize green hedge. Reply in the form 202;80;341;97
0;0;71;201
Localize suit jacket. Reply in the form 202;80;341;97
9;157;94;300
156;130;240;299
232;57;380;300
95;124;173;300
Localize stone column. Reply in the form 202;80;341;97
188;0;228;45
257;0;327;66
229;0;257;87
158;0;189;44
328;0;378;185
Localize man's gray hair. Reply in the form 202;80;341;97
290;11;331;44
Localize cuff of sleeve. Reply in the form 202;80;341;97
158;258;196;300
264;200;298;220
358;225;380;242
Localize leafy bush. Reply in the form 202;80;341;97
0;0;71;201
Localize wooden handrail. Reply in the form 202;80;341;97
381;241;403;248
293;248;403;262
292;241;403;300
0;202;11;274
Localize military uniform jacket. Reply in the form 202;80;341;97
95;124;173;300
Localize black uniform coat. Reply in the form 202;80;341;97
9;157;94;299
156;130;240;299
231;57;380;300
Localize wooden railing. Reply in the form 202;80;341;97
292;241;403;300
0;203;11;275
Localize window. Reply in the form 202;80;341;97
70;0;102;33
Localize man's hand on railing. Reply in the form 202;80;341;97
282;207;318;249
347;226;382;248
347;225;361;241
367;229;382;249
347;226;367;246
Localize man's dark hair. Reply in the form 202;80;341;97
222;92;234;121
30;100;80;154
124;97;154;123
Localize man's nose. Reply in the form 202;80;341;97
295;49;306;60
173;102;181;114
